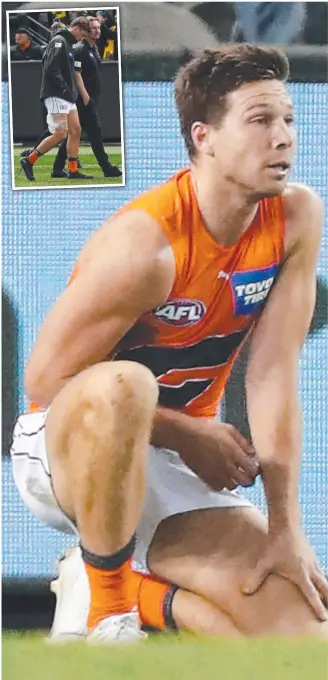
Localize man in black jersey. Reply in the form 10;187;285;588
52;17;122;179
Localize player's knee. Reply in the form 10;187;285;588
69;123;81;138
114;360;158;395
106;361;158;409
80;361;158;420
69;363;157;465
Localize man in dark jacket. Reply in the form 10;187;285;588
10;27;44;61
20;17;93;182
53;16;121;178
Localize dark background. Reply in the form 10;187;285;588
10;60;121;143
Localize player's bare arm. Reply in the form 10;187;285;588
243;183;328;620
25;211;175;407
152;406;259;490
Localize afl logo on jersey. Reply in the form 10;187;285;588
154;299;206;326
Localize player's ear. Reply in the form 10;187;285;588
190;122;214;157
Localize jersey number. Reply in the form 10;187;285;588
116;330;247;408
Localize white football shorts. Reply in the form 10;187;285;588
44;97;77;133
10;411;252;572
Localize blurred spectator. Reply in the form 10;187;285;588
232;2;306;44
10;26;44;60
188;2;235;43
76;9;99;19
303;2;327;45
97;10;118;60
48;10;71;27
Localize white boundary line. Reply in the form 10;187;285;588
6;6;125;192
116;5;126;186
6;9;15;192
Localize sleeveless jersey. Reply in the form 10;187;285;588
30;169;285;417
114;168;285;418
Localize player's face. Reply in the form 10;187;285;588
15;32;29;45
89;20;101;40
204;80;296;199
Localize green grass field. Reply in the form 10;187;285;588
13;146;123;189
3;633;328;680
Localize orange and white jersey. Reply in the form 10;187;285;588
115;168;285;418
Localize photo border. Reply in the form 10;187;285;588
6;5;126;192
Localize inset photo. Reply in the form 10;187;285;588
7;7;125;189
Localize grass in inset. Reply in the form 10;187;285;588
13;146;123;188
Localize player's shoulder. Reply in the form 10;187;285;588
76;212;175;302
282;183;323;254
52;33;66;44
283;182;323;219
128;170;186;222
81;208;172;266
50;35;67;52
78;171;189;273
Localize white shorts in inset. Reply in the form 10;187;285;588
44;97;77;133
10;412;252;572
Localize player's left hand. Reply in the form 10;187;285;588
241;528;328;621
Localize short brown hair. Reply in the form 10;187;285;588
70;16;90;33
175;44;290;158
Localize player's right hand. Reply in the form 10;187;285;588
179;420;259;491
83;94;90;106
